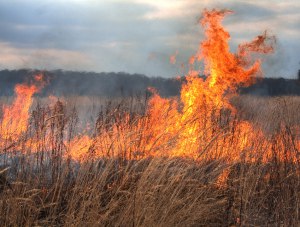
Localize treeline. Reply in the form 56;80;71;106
0;69;182;97
0;69;299;97
240;77;300;96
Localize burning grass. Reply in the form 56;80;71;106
0;8;299;226
0;92;299;226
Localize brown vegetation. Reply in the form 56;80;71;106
0;95;299;226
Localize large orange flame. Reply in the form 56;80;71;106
143;9;275;158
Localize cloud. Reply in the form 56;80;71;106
0;0;298;78
0;42;93;71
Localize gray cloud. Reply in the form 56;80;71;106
0;0;299;78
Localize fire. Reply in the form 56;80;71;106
170;51;178;64
144;9;275;159
67;135;94;161
1;9;295;165
0;73;45;142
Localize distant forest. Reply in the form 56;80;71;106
0;69;299;97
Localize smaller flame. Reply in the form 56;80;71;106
170;51;178;64
67;135;94;161
1;73;45;141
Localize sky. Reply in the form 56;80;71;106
0;0;299;78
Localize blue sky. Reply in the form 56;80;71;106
0;0;299;78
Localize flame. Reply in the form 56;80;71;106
67;135;94;161
0;73;45;142
170;51;178;64
143;9;275;159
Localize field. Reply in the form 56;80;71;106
0;9;299;226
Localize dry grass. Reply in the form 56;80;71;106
0;95;299;226
233;95;300;134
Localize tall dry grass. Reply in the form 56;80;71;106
0;95;299;226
